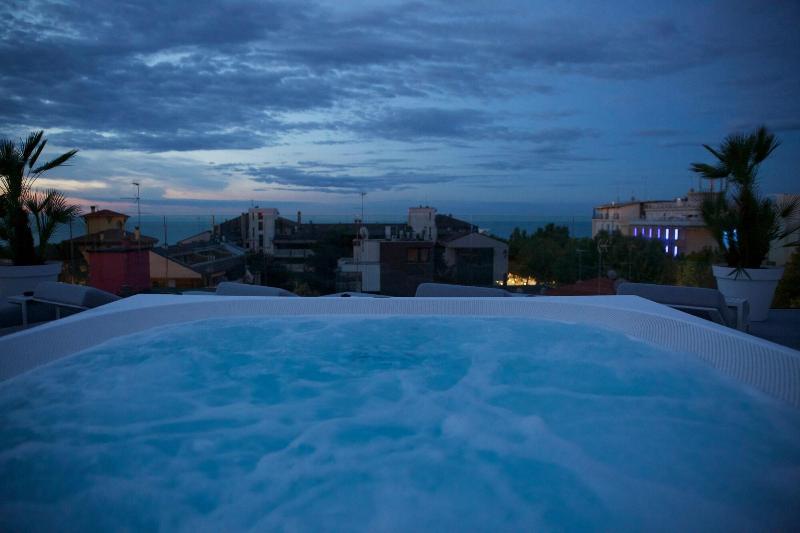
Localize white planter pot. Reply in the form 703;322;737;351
0;262;62;298
712;265;784;322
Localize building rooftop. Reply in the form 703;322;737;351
274;219;410;242
435;214;476;233
594;200;646;209
150;242;245;277
62;229;158;247
82;209;129;219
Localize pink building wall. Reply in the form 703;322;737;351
87;249;151;295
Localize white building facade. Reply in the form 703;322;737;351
247;207;279;254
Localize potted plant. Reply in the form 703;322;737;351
0;131;81;297
691;126;799;321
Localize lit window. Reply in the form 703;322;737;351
648;228;652;238
657;227;661;239
665;228;670;240
673;245;678;257
674;228;679;239
634;227;638;237
664;245;669;253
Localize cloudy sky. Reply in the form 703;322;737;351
1;0;799;217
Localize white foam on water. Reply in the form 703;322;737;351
1;316;799;531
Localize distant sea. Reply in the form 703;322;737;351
50;213;592;245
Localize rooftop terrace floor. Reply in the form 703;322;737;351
750;310;800;351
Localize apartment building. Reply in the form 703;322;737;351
592;189;716;255
338;207;509;295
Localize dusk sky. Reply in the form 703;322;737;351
2;0;799;216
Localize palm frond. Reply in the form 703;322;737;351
752;125;781;165
20;131;43;162
702;144;725;161
775;196;800;242
25;188;81;257
28;138;47;170
0;139;20;176
31;149;78;175
777;196;800;220
689;162;727;179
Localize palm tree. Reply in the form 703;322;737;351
690;126;798;269
0;131;79;265
25;189;82;261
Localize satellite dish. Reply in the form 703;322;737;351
358;226;369;240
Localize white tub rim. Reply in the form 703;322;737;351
1;294;798;407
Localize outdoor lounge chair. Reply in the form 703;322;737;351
415;283;513;297
7;282;120;327
616;282;749;331
214;282;298;297
322;292;390;298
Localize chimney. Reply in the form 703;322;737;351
134;227;141;241
90;205;96;213
297;210;302;225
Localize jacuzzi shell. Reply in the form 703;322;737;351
1;295;798;407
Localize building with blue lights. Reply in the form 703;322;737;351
592;190;717;256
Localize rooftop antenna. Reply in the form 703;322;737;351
132;182;141;229
360;191;366;225
121;182;143;251
121;181;142;229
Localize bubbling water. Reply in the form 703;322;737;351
1;316;799;531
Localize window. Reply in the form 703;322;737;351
674;228;679;239
407;247;430;263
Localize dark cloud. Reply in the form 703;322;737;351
225;163;463;193
352;107;598;145
354;108;494;141
1;0;798;208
